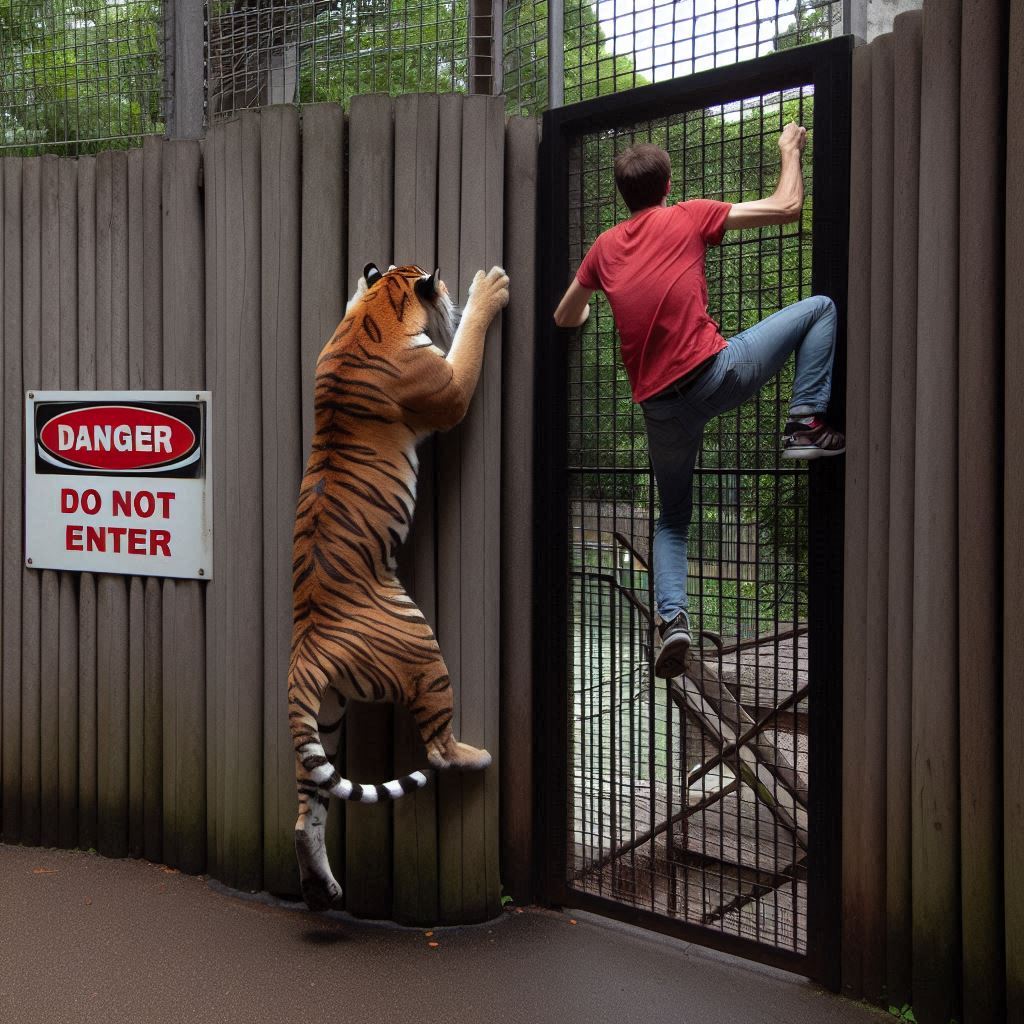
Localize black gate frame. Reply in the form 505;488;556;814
532;36;852;987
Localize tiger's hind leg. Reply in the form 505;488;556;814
293;682;346;911
410;666;492;773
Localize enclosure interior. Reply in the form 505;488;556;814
565;84;814;957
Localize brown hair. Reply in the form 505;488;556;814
613;144;671;212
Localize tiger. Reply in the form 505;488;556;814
289;261;510;911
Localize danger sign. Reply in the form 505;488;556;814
25;392;212;580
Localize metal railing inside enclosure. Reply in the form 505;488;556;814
1;0;164;153
567;86;813;954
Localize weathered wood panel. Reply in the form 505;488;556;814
912;2;962;1021
0;156;21;845
345;93;396;919
885;11;922;1007
0;105;536;931
841;42;872;1000
57;157;79;851
260;104;302;896
1005;0;1024;1015
39;156;61;851
861;33;894;1005
76;156;98;852
20;157;42;849
142;136;164;864
162;139;206;874
298;104;347;879
392;91;441;925
958;2;1008;1021
500;115;539;906
436;91;466;925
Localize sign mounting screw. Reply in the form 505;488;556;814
198;568;205;576
26;558;32;565
28;392;34;399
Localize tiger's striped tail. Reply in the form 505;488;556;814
300;741;432;803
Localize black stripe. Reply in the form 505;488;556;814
375;784;389;802
399;775;420;794
302;755;329;770
349;783;363;801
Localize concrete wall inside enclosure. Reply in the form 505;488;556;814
0;95;538;926
843;2;1018;1021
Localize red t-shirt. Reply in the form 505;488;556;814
575;199;732;402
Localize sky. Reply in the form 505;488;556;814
593;0;808;82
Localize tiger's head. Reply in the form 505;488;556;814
356;262;459;354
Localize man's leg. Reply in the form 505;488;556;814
641;396;705;677
706;295;838;414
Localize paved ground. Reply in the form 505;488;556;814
0;843;886;1024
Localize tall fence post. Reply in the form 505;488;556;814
165;0;205;140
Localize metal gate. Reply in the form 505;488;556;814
534;39;851;983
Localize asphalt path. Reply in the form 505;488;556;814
0;843;887;1024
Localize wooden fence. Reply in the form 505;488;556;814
0;95;538;925
842;2;1020;1020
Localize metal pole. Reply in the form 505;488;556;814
469;0;495;95
548;0;564;108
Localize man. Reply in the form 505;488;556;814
553;123;844;679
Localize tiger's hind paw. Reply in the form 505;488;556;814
427;739;492;772
300;875;344;913
295;828;344;912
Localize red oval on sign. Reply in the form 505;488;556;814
39;406;196;471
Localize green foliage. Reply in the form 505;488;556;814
1;0;163;153
888;1005;917;1023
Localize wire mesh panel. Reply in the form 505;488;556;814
565;85;814;956
1;0;164;153
206;0;495;120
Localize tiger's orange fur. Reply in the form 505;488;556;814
289;262;509;910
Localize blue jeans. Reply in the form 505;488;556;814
640;295;837;623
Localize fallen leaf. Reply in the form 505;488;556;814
31;867;57;875
160;866;178;875
569;919;577;925
424;930;433;937
428;942;439;948
84;897;92;906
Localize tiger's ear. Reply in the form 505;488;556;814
414;268;440;303
363;263;382;286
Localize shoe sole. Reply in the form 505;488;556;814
655;634;691;679
782;446;846;460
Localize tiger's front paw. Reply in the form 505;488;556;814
466;266;510;323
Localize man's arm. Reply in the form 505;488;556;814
723;122;806;231
554;278;595;329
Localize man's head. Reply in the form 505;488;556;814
613;144;671;213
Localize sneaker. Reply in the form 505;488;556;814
655;612;691;679
782;416;846;459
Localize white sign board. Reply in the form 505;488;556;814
25;391;212;581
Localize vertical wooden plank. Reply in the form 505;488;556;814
162;139;206;874
0;158;4;831
436;91;465;923
20;156;42;849
57;157;79;851
96;150;130;859
298;104;347;880
499;116;538;905
127;148;146;859
142;136;164;864
76;156;98;852
440;95;504;924
861;34;894;1006
345;93;395;919
1005;0;1024;1015
205;125;226;877
841;41;871;1002
913;2;962;1021
886;10;922;1008
958;2;1008;1020
2;158;23;843
299;105;346;457
260;104;302;896
38;156;61;851
209;111;264;891
392;92;441;925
